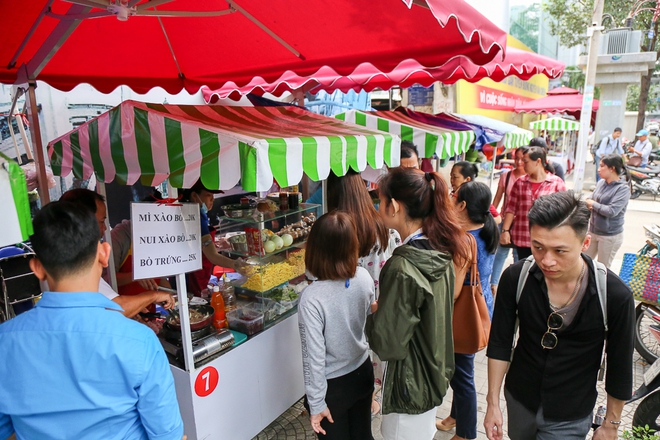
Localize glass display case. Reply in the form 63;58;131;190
216;204;319;330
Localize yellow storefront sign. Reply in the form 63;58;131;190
456;36;549;127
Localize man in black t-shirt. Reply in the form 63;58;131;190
484;191;634;440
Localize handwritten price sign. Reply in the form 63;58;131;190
131;202;202;280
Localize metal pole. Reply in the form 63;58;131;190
490;141;501;192
7;88;25;161
166;186;194;372
16;115;34;161
8;116;21;162
96;182;118;292
321;179;328;214
26;83;51;204
573;0;604;193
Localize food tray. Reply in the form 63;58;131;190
258;286;300;312
227;307;264;335
221;204;255;218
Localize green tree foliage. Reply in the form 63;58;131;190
561;67;601;99
544;0;645;49
510;3;541;53
561;67;585;91
544;0;658;129
628;83;660;112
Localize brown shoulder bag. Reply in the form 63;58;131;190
453;233;491;354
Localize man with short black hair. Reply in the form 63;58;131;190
59;188;174;317
0;201;184;439
595;128;623;181
399;140;420;169
484;191;634;440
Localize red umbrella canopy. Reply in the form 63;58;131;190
514;93;599;114
546;86;579;95
0;0;506;94
202;47;565;101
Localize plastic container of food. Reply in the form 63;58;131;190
227;307;264;335
221;204;255;218
259;285;300;311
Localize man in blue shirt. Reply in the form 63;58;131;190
628;129;653;168
595;127;623;182
0;201;184;440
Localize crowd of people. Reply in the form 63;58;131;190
0;137;637;440
297;140;635;440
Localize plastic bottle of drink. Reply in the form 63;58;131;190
221;274;237;312
211;286;228;329
201;284;213;300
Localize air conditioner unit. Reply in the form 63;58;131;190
599;29;642;55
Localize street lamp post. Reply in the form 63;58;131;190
573;0;604;193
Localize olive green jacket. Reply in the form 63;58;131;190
365;244;455;415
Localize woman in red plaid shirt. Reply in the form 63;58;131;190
499;146;566;260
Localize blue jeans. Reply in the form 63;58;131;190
595;155;601;182
449;353;477;439
491;245;518;286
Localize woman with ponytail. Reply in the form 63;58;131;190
436;181;499;440
365;168;468;440
500;146;566;260
585;154;631;267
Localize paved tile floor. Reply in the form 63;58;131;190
253;349;651;440
254;161;660;439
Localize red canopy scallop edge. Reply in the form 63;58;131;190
202;47;565;102
0;0;507;94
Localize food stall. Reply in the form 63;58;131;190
335;109;476;181
47;101;401;440
337;109;476;159
455;114;533;187
529;117;580;174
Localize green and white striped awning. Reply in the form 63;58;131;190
530;117;580;132
336;110;475;159
503;128;533;150
47;101;400;192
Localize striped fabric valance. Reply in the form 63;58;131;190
503;129;533;150
336;110;475;159
47;101;400;192
530;117;580;132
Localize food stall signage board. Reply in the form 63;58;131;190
408;85;434;106
195;366;219;397
131;203;202;280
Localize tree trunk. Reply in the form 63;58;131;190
637;71;652;132
637;22;660;133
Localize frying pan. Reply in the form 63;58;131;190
165;304;214;331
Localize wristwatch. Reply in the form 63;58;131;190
502;229;510;233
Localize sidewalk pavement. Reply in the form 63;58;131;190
255;160;660;440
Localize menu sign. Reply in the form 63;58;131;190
131;202;202;280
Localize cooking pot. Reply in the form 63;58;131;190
165;304;214;331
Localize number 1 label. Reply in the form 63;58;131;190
194;366;219;397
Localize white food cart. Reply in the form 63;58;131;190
46;101;400;439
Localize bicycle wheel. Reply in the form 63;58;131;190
635;303;660;364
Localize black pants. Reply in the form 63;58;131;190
304;357;374;440
516;246;533;260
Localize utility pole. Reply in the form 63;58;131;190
573;0;604;193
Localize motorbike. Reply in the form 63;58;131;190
626;152;660;199
629;168;660;200
628;225;660;430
